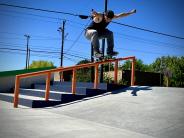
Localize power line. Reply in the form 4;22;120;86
0;41;90;57
1;46;183;60
0;47;26;52
1;30;184;52
1;3;183;40
0;9;86;27
114;32;184;50
65;53;89;60
0;48;90;60
112;21;184;40
1;42;182;59
3;6;182;67
63;55;79;63
0;3;78;17
0;51;26;56
65;20;91;52
30;49;59;54
1;9;85;25
0;12;60;24
116;47;166;56
0;8;65;20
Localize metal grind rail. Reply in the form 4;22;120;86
13;56;136;108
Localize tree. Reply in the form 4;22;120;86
28;60;54;69
150;56;184;87
76;59;91;82
121;59;151;72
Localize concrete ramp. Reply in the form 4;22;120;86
42;86;184;138
1;87;184;138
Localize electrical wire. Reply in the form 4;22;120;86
65;20;91;52
0;3;79;17
1;3;183;40
114;32;184;50
1;2;183;65
112;21;184;40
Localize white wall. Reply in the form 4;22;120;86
0;74;54;93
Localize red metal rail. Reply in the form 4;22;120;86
13;56;136;108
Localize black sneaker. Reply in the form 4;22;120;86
107;51;118;56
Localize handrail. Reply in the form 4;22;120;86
13;56;136;108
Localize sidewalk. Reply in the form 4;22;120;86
1;86;184;138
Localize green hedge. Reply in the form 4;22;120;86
0;67;56;78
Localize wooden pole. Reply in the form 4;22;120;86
13;76;20;108
131;57;135;86
45;72;51;101
72;68;77;94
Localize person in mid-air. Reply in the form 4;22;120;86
85;9;136;58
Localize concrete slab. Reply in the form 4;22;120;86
1;86;184;138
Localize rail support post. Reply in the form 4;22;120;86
94;64;99;89
114;60;118;84
45;72;51;101
72;68;77;94
131;57;136;86
14;76;20;108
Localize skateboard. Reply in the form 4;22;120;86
93;55;116;62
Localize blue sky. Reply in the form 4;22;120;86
0;0;184;71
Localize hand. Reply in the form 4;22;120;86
130;9;136;14
91;9;98;17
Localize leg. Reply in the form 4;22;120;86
106;30;118;56
85;29;100;53
105;30;114;54
98;29;114;53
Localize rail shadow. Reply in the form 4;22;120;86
111;86;152;96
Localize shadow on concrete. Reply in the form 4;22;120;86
111;86;152;96
130;86;152;96
46;86;152;108
48;86;153;108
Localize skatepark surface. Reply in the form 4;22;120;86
1;86;184;138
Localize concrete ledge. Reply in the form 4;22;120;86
61;94;86;103
20;89;63;100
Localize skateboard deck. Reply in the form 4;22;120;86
93;55;117;62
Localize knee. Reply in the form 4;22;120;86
85;30;98;40
91;31;99;39
92;31;98;37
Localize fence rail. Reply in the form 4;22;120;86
14;56;136;108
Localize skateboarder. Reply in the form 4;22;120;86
85;9;136;58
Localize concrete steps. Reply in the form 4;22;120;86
34;82;108;93
0;82;127;108
0;93;61;108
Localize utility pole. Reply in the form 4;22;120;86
100;0;108;82
58;20;66;67
58;20;66;81
24;34;30;69
28;48;30;69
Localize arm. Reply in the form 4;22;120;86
113;9;136;19
91;10;103;18
91;10;103;23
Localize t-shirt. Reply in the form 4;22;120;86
87;14;110;32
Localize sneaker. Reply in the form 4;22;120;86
94;52;103;58
107;51;119;56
